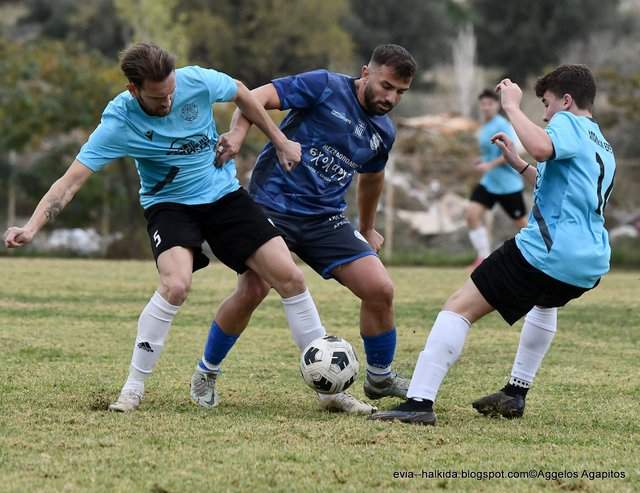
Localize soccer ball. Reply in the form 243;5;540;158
300;335;359;394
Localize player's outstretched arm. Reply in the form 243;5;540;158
229;81;300;171
491;132;537;185
3;160;92;248
357;170;386;251
216;83;281;165
496;79;553;162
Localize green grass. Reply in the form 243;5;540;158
0;258;638;493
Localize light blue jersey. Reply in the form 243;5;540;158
77;66;239;209
479;114;524;194
516;111;616;288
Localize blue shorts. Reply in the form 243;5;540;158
263;208;377;279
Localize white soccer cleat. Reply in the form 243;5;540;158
190;367;219;408
317;392;378;415
108;389;143;413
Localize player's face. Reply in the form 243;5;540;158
478;97;499;121
541;90;571;123
362;64;412;115
128;72;176;117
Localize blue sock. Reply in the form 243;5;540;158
362;328;396;380
198;321;239;373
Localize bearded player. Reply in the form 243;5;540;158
189;45;417;414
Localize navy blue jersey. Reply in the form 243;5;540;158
249;70;396;216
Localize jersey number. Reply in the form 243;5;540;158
595;152;614;216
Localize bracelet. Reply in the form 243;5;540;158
519;163;531;175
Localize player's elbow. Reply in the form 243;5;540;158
528;139;554;162
233;80;251;102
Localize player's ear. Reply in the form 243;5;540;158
361;65;370;79
126;82;139;98
562;93;573;110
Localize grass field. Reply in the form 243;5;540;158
1;258;638;493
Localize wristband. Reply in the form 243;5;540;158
519;163;531;175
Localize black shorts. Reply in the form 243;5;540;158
263;207;376;279
471;238;597;325
470;184;527;220
144;188;281;273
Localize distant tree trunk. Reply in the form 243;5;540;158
384;154;395;260
6;150;17;230
101;173;110;238
452;24;477;117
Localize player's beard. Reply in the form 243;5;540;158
364;84;393;115
137;96;172;117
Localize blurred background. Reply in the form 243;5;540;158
1;0;639;266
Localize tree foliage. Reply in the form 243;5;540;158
471;0;621;82
346;0;455;71
181;0;353;87
0;38;120;152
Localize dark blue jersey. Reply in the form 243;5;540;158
249;70;396;216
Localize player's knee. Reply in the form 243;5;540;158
237;279;270;308
275;266;306;298
466;207;480;227
162;277;191;305
364;278;394;308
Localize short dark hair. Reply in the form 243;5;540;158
478;88;499;101
119;42;176;88
534;64;596;110
369;44;417;80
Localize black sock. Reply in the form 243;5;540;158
502;383;529;398
406;398;434;411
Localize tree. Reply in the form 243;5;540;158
181;0;353;88
472;0;621;82
114;0;189;61
16;0;129;58
346;0;456;71
0;38;122;230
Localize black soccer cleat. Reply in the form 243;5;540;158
368;398;437;426
472;390;525;418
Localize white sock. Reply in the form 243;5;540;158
367;364;392;382
407;311;471;402
122;291;180;393
510;306;557;387
468;226;491;258
281;288;326;350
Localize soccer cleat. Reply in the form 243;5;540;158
317;392;377;414
472;390;525;418
190;367;219;409
368;398;437;426
363;371;410;400
108;389;143;413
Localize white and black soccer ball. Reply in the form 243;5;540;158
300;335;359;394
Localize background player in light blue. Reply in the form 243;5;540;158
189;45;417;414
371;64;615;425
3;43;329;413
466;89;527;268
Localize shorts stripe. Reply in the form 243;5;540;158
320;251;378;279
